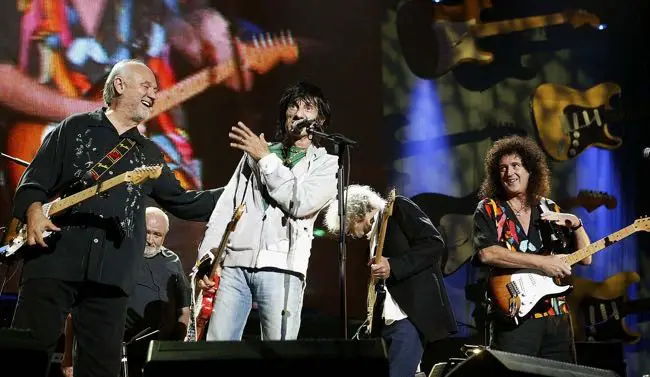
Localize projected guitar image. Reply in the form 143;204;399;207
396;0;601;79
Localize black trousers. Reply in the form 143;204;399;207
489;315;576;363
12;278;128;377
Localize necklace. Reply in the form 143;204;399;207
508;200;529;216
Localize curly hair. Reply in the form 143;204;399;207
323;185;386;235
478;135;551;204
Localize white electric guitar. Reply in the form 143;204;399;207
488;216;650;324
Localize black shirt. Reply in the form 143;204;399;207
13;108;215;294
127;248;190;339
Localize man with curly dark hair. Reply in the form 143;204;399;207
472;135;592;363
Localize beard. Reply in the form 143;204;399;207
144;245;161;258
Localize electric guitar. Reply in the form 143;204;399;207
0;165;162;261
186;203;246;342
488;216;650;324
363;188;396;338
397;0;600;79
568;271;650;344
530;82;649;161
4;32;299;192
412;189;617;276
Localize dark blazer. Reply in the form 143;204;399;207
382;196;458;342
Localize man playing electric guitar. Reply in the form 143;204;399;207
324;184;457;377
472;135;592;363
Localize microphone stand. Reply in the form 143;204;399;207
122;327;159;377
308;128;357;339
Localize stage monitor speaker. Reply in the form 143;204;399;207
144;339;389;377
0;328;50;377
445;349;620;377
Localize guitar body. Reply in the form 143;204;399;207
488;268;572;320
432;19;494;77
368;282;387;338
531;82;623;161
193;274;221;341
568;271;647;344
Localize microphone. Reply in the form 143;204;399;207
290;118;320;136
643;147;650;159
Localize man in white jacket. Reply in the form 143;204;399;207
196;81;338;340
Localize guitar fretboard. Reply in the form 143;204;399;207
473;12;566;38
149;62;236;119
566;224;638;265
48;172;131;216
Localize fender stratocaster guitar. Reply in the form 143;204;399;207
397;0;600;79
568;271;650;344
5;33;299;192
488;216;650;324
363;189;396;338
531;82;650;161
186;203;246;342
0;165;162;261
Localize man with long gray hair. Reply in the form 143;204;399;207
324;184;457;377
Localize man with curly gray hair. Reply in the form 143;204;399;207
324;184;457;377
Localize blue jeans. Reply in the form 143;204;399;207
381;318;425;377
206;266;306;340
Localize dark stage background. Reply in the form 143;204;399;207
1;0;649;376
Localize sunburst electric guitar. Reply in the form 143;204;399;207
0;165;162;261
363;189;396;338
488;216;650;324
186;203;246;342
5;33;299;192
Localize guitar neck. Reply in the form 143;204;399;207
473;12;566;38
48;173;130;216
566;224;638;265
148;61;236;119
208;225;235;278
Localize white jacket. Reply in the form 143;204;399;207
197;144;338;276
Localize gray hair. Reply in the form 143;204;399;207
102;59;148;106
324;184;386;234
146;206;170;232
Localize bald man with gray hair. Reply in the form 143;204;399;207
11;59;218;377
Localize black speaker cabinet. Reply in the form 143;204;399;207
144;339;389;377
445;349;620;377
0;328;50;377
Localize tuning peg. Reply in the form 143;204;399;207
252;35;259;48
266;32;273;46
287;30;294;44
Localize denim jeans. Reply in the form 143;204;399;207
206;266;306;340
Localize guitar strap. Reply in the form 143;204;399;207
85;138;136;183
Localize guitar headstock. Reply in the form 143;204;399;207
240;31;299;75
227;203;246;232
385;188;397;217
564;9;601;29
574;190;618;212
125;165;163;184
633;216;650;233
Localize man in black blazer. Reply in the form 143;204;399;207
324;185;457;377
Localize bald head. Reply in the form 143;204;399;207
103;59;150;105
144;207;169;257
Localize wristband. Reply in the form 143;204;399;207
571;219;583;231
